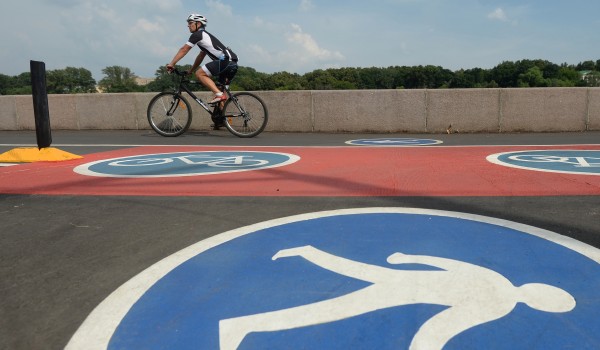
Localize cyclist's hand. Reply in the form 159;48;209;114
166;64;174;73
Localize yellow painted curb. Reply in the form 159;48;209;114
0;147;83;163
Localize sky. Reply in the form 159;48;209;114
1;0;599;81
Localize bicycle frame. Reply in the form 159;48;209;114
176;71;232;107
177;82;215;113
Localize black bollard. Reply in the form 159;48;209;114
30;60;52;149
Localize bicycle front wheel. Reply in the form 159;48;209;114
223;92;268;138
147;92;192;137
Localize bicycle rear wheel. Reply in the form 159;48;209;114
147;92;192;137
223;92;268;138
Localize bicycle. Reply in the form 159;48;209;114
147;68;268;138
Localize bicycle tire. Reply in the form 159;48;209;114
147;92;192;137
222;92;268;138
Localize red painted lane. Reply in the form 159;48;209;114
1;145;599;197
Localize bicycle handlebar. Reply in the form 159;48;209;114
168;68;189;77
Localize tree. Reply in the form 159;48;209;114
389;66;411;89
465;68;488;88
354;67;394;89
450;68;489;88
269;71;304;90
329;67;360;88
230;67;270;91
303;69;355;90
518;67;547;87
402;65;454;89
146;65;193;92
540;61;560;80
3;72;32;95
98;66;140;93
47;67;96;94
449;70;471;88
489;61;519;87
6;57;599;95
0;74;13;95
576;60;596;71
553;67;580;87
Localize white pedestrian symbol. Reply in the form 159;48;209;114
219;245;576;349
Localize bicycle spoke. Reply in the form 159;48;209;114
147;92;192;137
223;92;268;138
158;98;170;114
159;117;184;133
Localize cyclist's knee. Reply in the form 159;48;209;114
197;68;209;78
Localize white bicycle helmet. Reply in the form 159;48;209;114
187;14;207;26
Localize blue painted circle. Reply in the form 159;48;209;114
73;151;300;178
346;138;443;146
67;208;600;349
487;150;600;175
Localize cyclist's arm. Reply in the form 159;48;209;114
190;51;206;72
167;44;192;69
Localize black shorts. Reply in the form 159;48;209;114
202;60;238;78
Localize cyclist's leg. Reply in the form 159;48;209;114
214;62;238;108
218;61;238;109
218;62;238;86
196;62;221;95
208;62;232;129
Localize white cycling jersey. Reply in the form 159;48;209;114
186;29;237;62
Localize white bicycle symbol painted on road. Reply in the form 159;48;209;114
74;151;300;178
346;138;443;146
507;155;600;168
487;150;600;175
108;155;270;168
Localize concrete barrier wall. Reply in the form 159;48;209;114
1;88;599;133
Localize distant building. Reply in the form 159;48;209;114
135;77;155;86
579;70;600;87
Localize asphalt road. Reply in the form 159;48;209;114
1;130;599;349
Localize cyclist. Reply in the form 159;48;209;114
166;14;238;104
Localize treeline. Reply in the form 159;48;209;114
232;59;600;90
0;66;141;95
1;59;599;95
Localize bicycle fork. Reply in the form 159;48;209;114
167;95;188;116
229;97;251;127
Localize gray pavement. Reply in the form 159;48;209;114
2;130;600;149
1;130;599;349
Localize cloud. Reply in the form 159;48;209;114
286;24;345;61
131;18;166;34
299;0;315;12
205;0;233;17
126;0;182;12
488;8;508;22
128;17;170;56
248;44;271;61
252;16;279;31
54;2;120;27
242;23;345;72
